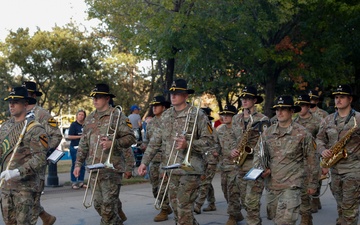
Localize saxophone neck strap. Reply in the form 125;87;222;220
334;108;355;126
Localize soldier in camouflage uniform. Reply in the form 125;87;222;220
316;84;360;225
74;84;136;225
294;94;322;225
138;79;215;225
215;105;242;222
254;95;318;225
0;87;49;225
194;107;220;214
308;89;329;212
308;89;329;119
230;86;269;225
142;95;173;222
23;81;62;225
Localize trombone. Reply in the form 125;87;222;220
83;105;122;209
155;98;201;209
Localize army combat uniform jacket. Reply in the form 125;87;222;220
75;107;136;174
141;104;215;175
0;118;48;192
316;111;360;174
254;122;318;190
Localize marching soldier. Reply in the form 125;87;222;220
230;86;269;225
294;94;322;225
316;84;360;225
23;81;61;225
74;83;136;225
143;95;173;222
215;105;242;223
0;86;49;225
138;79;215;225
255;95;318;225
194;107;219;214
308;89;329;119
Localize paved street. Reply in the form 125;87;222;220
0;171;341;225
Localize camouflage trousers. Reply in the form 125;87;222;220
195;164;217;207
1;190;36;225
266;188;301;225
169;174;200;225
330;172;360;225
91;172;123;225
244;178;265;225
150;162;171;210
221;169;241;217
300;187;311;216
31;179;45;225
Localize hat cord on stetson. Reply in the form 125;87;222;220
169;87;187;91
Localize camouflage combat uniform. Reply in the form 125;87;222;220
316;110;360;225
0;118;49;225
75;107;136;225
145;116;171;210
29;104;62;224
254;122;318;225
216;124;241;218
141;104;215;225
293;113;322;221
311;107;329;120
194;129;220;210
231;111;269;225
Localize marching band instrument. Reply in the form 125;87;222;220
0;112;34;187
83;135;101;209
162;98;201;171
83;104;123;209
320;117;357;168
154;133;180;210
234;109;254;166
155;98;201;209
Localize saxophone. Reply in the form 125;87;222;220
234;110;254;166
320;117;357;168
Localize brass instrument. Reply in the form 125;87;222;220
155;98;201;209
320;117;357;168
83;105;122;208
0;112;35;187
234;109;254;166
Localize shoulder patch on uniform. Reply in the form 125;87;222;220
48;118;58;128
207;122;213;134
126;118;132;128
39;134;49;149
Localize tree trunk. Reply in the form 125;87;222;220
165;57;175;101
263;72;279;118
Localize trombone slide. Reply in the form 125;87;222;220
86;163;106;170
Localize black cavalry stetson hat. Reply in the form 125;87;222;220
22;81;43;97
272;95;301;113
166;79;195;94
308;90;320;100
239;86;263;104
219;105;238;115
4;86;37;104
294;94;316;108
201;107;214;121
331;84;358;101
150;95;171;108
89;83;116;98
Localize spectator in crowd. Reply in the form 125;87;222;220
128;105;142;142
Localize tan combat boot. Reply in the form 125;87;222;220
167;206;173;215
194;204;201;214
300;214;313;225
236;212;244;221
154;209;169;222
225;215;237;225
203;203;216;212
118;208;127;222
39;210;56;225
